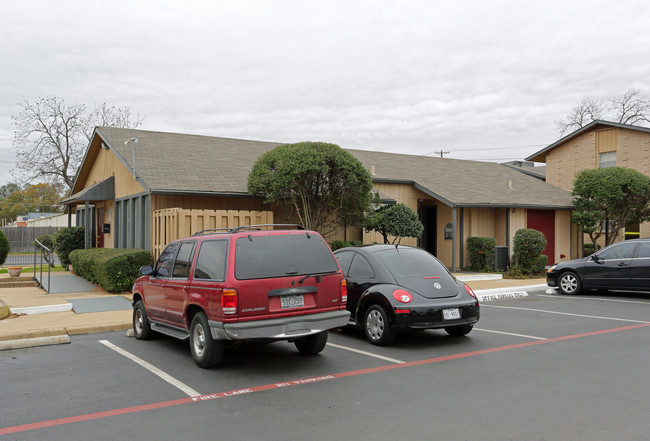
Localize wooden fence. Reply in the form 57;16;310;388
152;208;274;258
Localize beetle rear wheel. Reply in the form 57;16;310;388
364;304;395;345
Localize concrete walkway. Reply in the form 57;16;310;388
34;272;98;294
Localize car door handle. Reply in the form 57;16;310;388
617;262;629;267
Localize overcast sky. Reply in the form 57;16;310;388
1;0;649;188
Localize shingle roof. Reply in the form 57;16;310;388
92;127;573;209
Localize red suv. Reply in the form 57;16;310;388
132;225;350;368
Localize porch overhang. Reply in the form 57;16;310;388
61;176;115;205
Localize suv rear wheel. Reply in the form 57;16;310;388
190;312;224;368
294;330;328;354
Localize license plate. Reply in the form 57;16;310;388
280;294;304;309
443;308;461;320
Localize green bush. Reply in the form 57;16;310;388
53;226;85;267
512;228;547;275
583;243;600;257
329;240;364;251
466;237;496;272
70;248;153;293
35;234;56;267
0;230;9;265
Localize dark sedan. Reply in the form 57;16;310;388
333;245;480;345
547;239;650;295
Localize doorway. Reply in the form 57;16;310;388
422;205;437;256
527;209;555;265
96;207;105;248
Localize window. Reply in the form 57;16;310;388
194;240;228;281
598;151;616;168
334;251;355;276
172;242;196;278
348;254;375;279
375;248;446;277
235;234;338;280
155;242;180;277
597;242;637;260
636;242;650;259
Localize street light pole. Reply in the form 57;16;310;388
124;138;139;181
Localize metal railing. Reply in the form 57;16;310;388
34;239;52;293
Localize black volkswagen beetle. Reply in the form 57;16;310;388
547;238;650;295
333;244;480;345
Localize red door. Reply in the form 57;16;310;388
96;207;105;248
527;210;555;265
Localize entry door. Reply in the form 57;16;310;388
527;210;555;265
422;206;437;256
96;207;105;248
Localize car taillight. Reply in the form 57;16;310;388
340;279;347;303
464;284;477;299
222;289;238;315
392;289;413;303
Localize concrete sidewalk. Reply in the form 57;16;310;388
0;272;549;351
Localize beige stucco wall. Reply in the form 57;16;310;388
84;146;145;198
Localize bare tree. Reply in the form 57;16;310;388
555;89;650;136
609;89;650;126
12;97;144;190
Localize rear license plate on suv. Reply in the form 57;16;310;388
281;294;304;309
443;308;461;320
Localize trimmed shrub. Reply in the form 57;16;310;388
70;248;153;293
466;237;496;272
512;228;547;275
0;230;9;265
329;240;364;251
53;226;85;267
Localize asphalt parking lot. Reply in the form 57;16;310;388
2;288;650;441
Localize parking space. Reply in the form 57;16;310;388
2;289;650;439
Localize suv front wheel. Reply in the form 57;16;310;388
190;312;225;368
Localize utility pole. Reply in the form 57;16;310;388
433;150;449;158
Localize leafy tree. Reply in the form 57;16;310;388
12;96;144;190
0;183;64;224
248;142;374;237
365;203;424;244
571;167;650;247
556;89;650;135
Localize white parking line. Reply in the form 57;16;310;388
538;294;650;305
326;342;405;364
474;328;547;340
481;304;650;324
99;340;201;397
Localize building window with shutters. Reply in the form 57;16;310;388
598;151;616;168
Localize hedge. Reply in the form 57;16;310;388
512;228;547;275
53;226;85;267
70;248;153;293
466;237;496;272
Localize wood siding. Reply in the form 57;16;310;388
151;208;273;258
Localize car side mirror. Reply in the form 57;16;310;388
140;265;154;276
591;254;602;264
156;267;170;278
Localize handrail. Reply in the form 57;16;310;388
34;239;52;293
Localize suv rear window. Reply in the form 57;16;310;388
235;234;339;280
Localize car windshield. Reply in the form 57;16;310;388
235;233;339;280
374;247;448;278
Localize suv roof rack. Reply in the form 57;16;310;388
192;224;305;236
